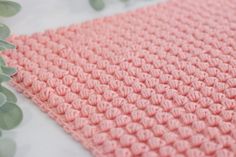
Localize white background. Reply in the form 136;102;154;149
3;0;165;157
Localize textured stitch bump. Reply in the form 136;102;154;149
2;0;236;156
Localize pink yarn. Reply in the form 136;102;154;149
2;0;236;156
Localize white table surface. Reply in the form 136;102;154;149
2;0;165;157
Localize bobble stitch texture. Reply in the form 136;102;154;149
3;0;236;156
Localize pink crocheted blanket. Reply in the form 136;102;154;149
2;0;236;156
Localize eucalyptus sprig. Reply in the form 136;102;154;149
89;0;129;11
0;1;22;157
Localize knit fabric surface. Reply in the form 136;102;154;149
2;0;236;156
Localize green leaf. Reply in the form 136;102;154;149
0;1;21;17
0;93;7;107
0;23;10;39
1;65;16;76
0;138;16;157
0;39;15;51
0;72;10;82
89;0;105;11
0;57;5;66
0;102;23;130
120;0;129;2
0;86;17;103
